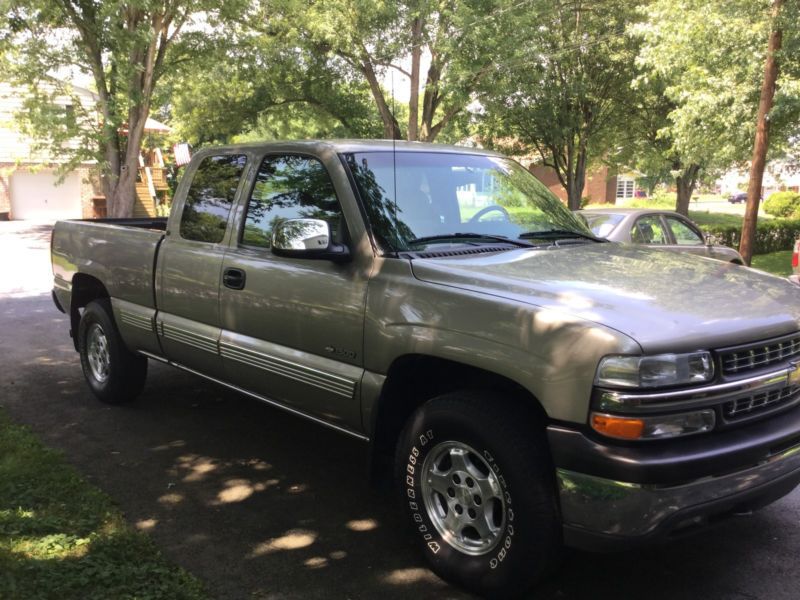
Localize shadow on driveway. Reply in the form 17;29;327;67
1;294;799;599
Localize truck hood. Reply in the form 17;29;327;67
410;243;800;353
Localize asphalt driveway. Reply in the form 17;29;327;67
2;221;799;599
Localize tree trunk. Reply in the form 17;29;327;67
675;164;700;216
407;17;423;141
567;144;588;210
419;56;441;141
740;0;784;266
361;57;402;139
108;104;149;217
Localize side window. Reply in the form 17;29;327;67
179;154;247;243
665;216;704;245
630;215;668;245
241;155;344;249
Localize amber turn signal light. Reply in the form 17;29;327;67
591;414;645;440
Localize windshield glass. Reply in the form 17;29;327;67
344;151;591;251
580;212;625;238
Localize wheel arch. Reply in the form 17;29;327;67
367;354;548;483
69;273;111;351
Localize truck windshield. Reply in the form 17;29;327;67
344;151;591;252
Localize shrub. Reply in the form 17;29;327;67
763;191;800;218
703;217;800;254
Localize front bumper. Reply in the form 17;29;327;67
556;440;800;551
550;391;800;551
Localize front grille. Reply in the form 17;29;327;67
723;385;800;421
719;334;800;376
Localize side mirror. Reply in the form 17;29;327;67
271;218;351;263
704;233;716;246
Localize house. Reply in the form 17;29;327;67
0;80;171;221
0;80;101;220
527;164;638;204
717;160;800;198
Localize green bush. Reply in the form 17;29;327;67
703;217;800;254
763;191;800;218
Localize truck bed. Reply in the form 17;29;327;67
52;218;166;313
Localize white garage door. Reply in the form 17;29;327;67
10;170;82;221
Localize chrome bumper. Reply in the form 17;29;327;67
557;439;800;542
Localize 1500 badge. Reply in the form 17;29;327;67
324;345;357;360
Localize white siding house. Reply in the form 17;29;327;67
0;81;100;220
717;161;800;198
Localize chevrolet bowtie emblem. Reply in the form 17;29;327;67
790;362;800;386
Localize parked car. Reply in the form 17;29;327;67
791;238;800;285
577;208;744;263
729;191;748;203
52;141;800;598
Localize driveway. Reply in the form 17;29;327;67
1;220;799;599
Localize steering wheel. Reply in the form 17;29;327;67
468;204;511;223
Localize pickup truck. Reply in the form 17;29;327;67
52;141;800;597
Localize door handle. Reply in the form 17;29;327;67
222;268;246;290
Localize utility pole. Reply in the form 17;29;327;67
739;0;784;265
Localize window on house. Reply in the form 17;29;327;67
63;104;75;126
616;178;635;199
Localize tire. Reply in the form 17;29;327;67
395;391;561;598
78;298;147;404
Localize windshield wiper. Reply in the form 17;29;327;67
408;233;535;248
519;229;606;243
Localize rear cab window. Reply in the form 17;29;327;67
179;154;248;243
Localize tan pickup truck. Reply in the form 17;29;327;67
52;141;800;597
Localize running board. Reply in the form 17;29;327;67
138;350;370;442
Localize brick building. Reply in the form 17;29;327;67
528;164;639;204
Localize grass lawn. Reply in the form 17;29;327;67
0;410;208;600
751;250;794;277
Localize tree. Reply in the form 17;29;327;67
740;0;784;265
608;76;704;215
631;0;800;216
0;0;235;217
264;0;502;142
480;0;641;210
163;33;386;145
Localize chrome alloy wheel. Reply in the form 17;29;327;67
86;323;111;383
421;441;507;555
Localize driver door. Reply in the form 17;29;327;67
218;153;370;434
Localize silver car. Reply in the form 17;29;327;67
577;208;744;264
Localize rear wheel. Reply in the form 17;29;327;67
395;391;561;598
78;299;147;404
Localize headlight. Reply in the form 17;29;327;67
595;352;714;388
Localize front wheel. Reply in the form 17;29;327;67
78;299;147;404
395;391;561;598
